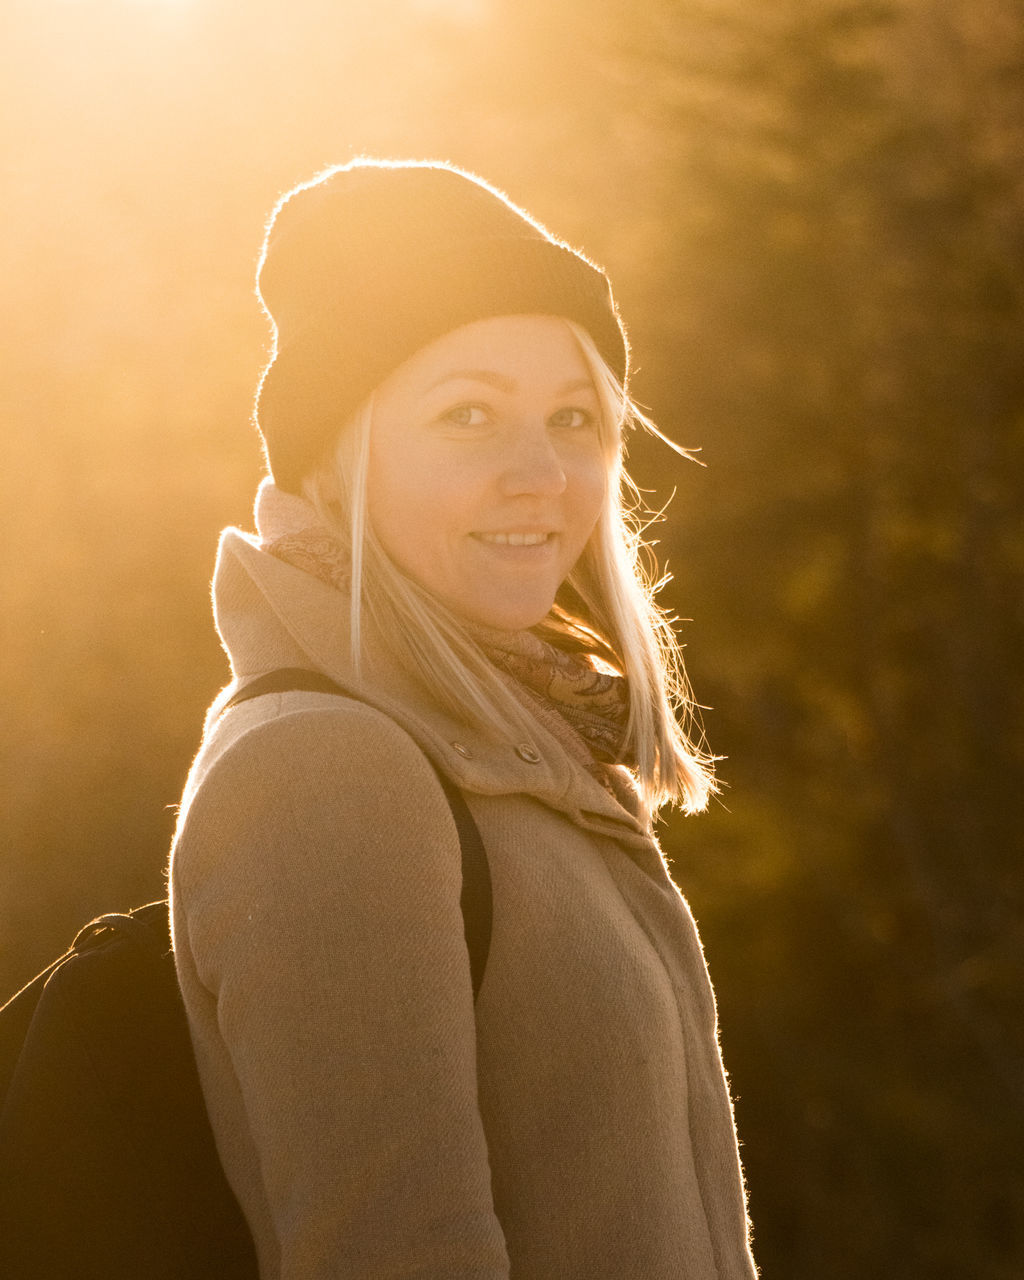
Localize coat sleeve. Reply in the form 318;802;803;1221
171;702;510;1280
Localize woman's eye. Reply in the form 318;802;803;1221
549;406;595;430
441;403;489;428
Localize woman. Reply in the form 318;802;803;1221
170;159;758;1280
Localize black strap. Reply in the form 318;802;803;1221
223;668;347;708
72;903;170;959
437;776;492;1003
225;668;492;1000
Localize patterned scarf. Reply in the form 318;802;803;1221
262;514;631;768
471;625;630;765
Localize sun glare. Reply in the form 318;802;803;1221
409;0;491;23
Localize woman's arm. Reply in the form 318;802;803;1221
172;701;510;1279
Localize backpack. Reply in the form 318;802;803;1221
0;669;492;1280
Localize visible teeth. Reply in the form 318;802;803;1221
478;532;550;546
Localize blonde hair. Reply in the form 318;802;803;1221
303;321;717;821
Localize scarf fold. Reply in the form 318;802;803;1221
467;626;629;765
255;481;631;768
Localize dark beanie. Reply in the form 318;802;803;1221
254;159;630;493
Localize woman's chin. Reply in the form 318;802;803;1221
446;592;556;634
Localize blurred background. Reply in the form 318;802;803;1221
2;0;1022;1274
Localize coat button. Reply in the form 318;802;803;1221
451;741;473;758
514;743;541;764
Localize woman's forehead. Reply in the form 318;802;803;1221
380;314;595;398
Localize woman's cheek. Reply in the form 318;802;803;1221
578;459;608;535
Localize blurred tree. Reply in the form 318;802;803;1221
593;1;1024;1273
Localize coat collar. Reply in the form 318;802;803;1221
211;528;655;850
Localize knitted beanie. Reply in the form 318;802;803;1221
255;159;630;493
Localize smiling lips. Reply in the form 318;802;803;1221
473;531;554;547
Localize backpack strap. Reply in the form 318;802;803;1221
223;668;492;1000
71;902;170;960
436;775;492;1004
223;667;348;706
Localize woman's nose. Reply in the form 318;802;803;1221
497;428;568;498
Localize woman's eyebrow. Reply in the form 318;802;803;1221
428;369;516;392
427;370;596;395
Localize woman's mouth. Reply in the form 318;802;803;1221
473;531;553;547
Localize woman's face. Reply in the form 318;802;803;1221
364;314;607;632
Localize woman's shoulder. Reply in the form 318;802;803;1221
174;689;456;866
169;689;473;1007
196;687;418;781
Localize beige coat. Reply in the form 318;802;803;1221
169;523;758;1280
